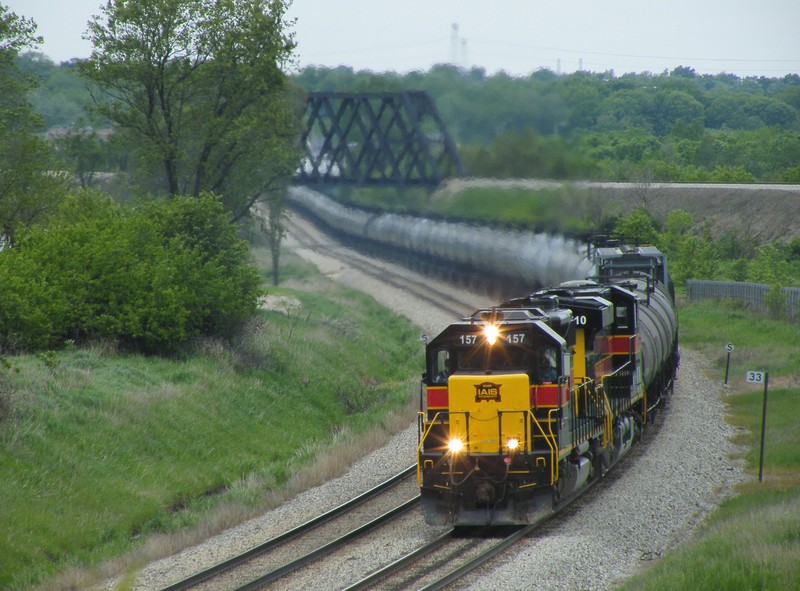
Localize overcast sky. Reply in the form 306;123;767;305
5;0;799;78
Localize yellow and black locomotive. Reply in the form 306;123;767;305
417;244;679;525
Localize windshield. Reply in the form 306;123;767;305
428;326;560;383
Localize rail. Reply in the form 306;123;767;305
231;498;419;591
159;465;415;591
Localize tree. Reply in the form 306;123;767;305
651;90;704;136
0;5;68;246
52;123;110;188
747;244;791;316
659;209;694;259
79;0;301;222
747;244;791;286
16;52;88;128
613;206;659;245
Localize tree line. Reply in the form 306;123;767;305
20;57;800;187
293;64;800;183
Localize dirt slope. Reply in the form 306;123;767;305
441;179;800;244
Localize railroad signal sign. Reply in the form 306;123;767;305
724;343;734;384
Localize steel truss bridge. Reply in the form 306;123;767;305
296;91;465;188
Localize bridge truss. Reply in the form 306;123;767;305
296;91;465;188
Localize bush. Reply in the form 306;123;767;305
0;253;65;351
0;191;262;353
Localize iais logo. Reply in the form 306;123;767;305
474;381;501;403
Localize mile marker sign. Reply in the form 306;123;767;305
746;370;770;482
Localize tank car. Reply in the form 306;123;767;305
417;243;679;526
287;188;593;289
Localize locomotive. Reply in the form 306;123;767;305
417;243;679;526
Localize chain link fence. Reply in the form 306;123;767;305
686;280;800;323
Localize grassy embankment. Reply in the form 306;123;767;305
0;245;423;590
4;185;798;590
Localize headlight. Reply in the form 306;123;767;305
506;437;520;451
448;438;464;453
483;324;499;345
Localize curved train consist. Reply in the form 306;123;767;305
286;188;679;526
417;243;679;525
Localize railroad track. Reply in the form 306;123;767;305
158;467;418;591
159;212;553;591
342;524;537;591
163;208;675;591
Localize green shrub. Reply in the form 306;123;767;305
0;253;65;351
0;191;261;353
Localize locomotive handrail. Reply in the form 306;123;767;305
603;389;613;446
598;388;611;448
571;377;613;449
627;334;637;360
546;408;560;482
417;408;558;486
417;411;445;486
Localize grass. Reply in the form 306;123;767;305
677;299;800;380
0;246;423;590
616;299;800;591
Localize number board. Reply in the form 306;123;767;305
457;334;479;346
504;332;527;344
745;371;765;384
456;332;527;346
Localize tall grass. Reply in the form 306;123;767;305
0;250;422;590
617;300;800;591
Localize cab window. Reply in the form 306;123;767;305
430;349;451;384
